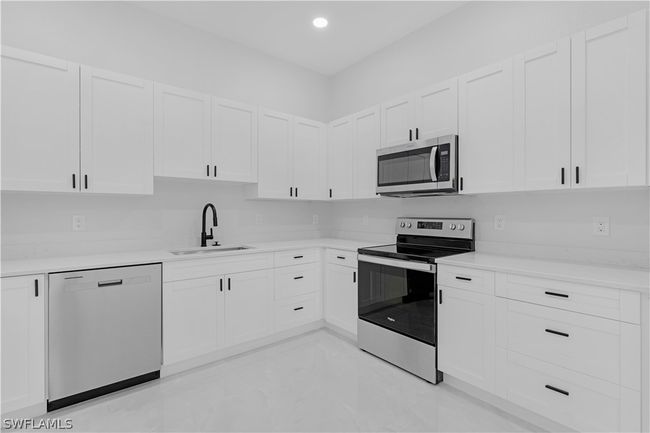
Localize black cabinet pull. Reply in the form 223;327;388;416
296;187;298;197
98;279;122;287
294;276;304;280
353;271;356;283
545;329;569;338
214;165;217;177
545;291;569;299
561;168;565;185
409;129;412;141
34;279;39;297
220;279;223;292
575;166;580;184
336;256;346;260
545;385;569;396
439;289;443;304
227;278;231;291
456;276;472;281
460;177;464;191
84;174;88;189
329;188;332;198
72;174;76;189
290;187;293;197
415;128;419;140
207;164;210;177
293;306;304;311
293;255;303;259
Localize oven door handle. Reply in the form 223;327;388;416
358;254;436;273
429;145;438;182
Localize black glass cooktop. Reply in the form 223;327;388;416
357;243;466;264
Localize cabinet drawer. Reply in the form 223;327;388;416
274;292;322;332
274;248;320;267
496;299;640;388
495;273;640;323
438;265;495;295
163;253;273;282
498;350;640;433
274;263;321;300
326;249;357;267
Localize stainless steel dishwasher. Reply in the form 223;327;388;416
48;263;162;411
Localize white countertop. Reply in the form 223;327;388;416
0;238;372;278
437;252;649;294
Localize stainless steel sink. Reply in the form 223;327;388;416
170;246;252;256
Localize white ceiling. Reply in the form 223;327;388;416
134;1;466;76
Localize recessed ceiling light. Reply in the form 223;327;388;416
312;17;328;29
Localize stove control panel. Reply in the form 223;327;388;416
395;217;474;239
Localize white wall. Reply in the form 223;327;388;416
1;1;329;120
329;1;649;119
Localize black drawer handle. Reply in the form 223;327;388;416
456;276;472;281
545;385;569;396
545;329;569;338
293;255;303;259
336;256;346;260
72;173;76;189
34;279;39;297
84;174;88;189
98;279;123;287
294;276;304;280
293;306;304;311
353;271;356;283
207;164;210;177
545;291;569;298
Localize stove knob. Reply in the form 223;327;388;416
449;223;457;230
400;222;406;228
406;223;412;228
458;224;465;231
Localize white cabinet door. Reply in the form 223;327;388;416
213;98;258;182
81;67;154;194
353;106;380;199
571;10;647;188
1;275;45;413
514;39;571;191
293;117;326;200
327;116;355;200
438;285;495;392
380;95;415;148
223;270;274;347
257;108;293;199
324;264;357;335
154;83;211;180
459;60;516;194
1;47;79;193
163;277;220;365
414;78;458;139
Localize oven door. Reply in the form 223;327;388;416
376;140;439;195
357;254;437;346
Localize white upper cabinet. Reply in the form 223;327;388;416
458;59;516;194
414;78;458;139
1;47;80;193
257;108;293;198
154;83;212;180
81;66;154;194
293;117;326;200
212;98;258;182
380;95;415;148
571;10;647;188
327;116;355;200
353;106;381;199
514;38;571;191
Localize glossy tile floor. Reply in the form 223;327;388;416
46;330;540;432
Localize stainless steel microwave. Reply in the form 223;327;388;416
376;135;458;197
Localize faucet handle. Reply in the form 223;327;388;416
207;228;214;240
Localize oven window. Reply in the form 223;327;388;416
377;147;434;187
358;261;437;345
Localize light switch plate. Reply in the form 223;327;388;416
494;215;505;231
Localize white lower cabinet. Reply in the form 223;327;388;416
1;275;46;414
324;252;358;335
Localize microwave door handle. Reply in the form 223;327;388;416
429;146;438;182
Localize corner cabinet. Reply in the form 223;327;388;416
253;108;326;200
1;275;45;415
327;116;355;200
571;10;647;188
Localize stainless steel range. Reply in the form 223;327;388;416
357;217;475;383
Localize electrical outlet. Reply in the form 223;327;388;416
593;216;610;236
255;214;263;225
494;215;505;231
362;215;369;226
312;214;319;225
72;215;86;232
